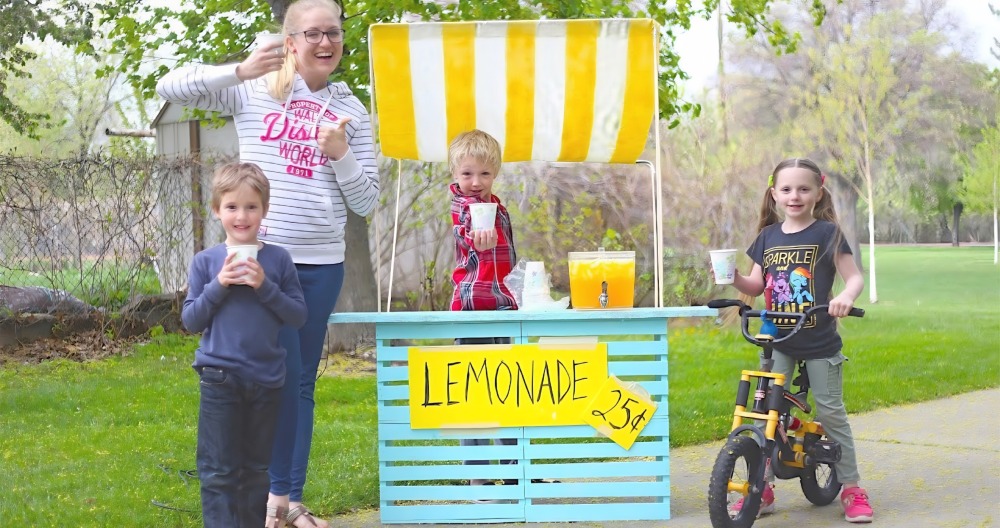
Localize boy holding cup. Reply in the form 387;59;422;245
181;162;306;527
447;130;519;492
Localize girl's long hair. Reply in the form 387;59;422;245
265;0;343;100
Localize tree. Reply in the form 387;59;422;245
0;1;96;138
724;0;991;303
960;124;1000;264
78;0;827;346
0;41;123;157
95;0;830;123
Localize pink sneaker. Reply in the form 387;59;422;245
729;483;775;518
841;487;874;523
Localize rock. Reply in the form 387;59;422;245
0;285;96;315
120;291;187;333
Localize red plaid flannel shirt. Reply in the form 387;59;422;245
449;183;518;311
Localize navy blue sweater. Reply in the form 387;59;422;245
182;243;306;388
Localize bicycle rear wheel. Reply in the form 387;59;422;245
708;435;764;528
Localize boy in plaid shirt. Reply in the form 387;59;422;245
448;129;518;492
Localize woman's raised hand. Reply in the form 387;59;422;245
317;117;353;161
235;42;286;81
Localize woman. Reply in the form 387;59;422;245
156;1;378;526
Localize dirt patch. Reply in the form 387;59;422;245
0;330;146;365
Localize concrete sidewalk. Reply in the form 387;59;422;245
332;389;1000;527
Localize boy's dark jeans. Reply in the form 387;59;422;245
454;337;517;471
197;367;282;528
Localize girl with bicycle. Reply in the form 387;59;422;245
727;158;872;523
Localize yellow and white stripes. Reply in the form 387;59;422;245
369;19;658;164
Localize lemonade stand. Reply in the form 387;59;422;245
328;18;716;524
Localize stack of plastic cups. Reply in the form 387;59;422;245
520;261;551;310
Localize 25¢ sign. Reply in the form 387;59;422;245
582;375;658;449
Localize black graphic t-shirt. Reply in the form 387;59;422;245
747;221;851;359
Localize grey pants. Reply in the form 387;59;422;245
772;350;861;483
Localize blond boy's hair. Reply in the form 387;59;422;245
211;162;270;212
448;129;502;175
265;0;344;100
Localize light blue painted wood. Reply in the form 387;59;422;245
521;318;667;337
524;440;668;459
330;306;715;324
524;502;670;522
380;503;523;523
381;483;523;501
607;360;667;375
521;460;670;479
378;423;525;440
381;463;522;481
519;417;667;438
376;322;521;340
326;307;717;524
380;443;522;462
524;480;667;499
605;340;666;355
375;365;409;382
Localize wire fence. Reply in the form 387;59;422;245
0;153;225;312
0;151;750;321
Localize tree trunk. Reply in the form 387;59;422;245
867;188;878;304
828;174;863;272
951;202;963;247
994;205;998;265
325;211;377;354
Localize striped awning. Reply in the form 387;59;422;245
368;19;658;164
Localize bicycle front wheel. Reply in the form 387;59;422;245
708;435;764;528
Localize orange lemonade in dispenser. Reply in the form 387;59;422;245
567;249;636;309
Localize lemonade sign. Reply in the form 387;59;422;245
408;344;608;429
582;375;658;449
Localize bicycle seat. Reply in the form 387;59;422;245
783;390;812;414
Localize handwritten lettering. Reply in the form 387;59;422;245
422;358;591;408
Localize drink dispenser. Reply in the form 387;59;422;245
567;248;636;309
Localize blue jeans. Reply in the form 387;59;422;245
197;367;282;528
269;263;344;500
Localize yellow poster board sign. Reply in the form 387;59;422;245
582;375;658;450
408;343;608;429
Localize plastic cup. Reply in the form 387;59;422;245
227;244;258;283
227;244;258;263
523;261;546;291
709;249;738;285
254;32;285;54
469;202;497;231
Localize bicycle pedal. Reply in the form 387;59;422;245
808;439;842;464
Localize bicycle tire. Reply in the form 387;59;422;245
800;459;841;505
708;435;764;528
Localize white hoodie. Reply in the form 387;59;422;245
156;63;380;264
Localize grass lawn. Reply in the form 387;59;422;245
1;244;997;525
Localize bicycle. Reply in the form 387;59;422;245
705;299;864;528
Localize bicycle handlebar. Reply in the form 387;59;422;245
707;299;864;347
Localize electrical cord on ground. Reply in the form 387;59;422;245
151;464;199;513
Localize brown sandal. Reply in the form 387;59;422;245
265;505;287;528
285;505;328;528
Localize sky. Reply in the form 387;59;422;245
674;1;1000;91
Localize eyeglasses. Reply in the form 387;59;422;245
290;29;344;44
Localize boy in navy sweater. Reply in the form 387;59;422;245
182;162;307;527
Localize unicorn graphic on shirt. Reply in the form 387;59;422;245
790;267;814;305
